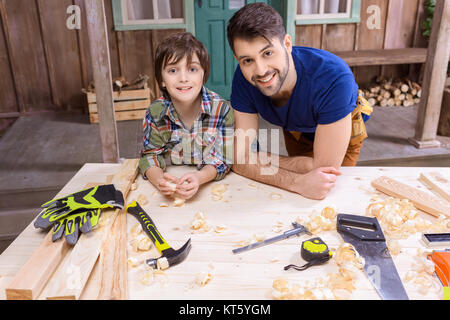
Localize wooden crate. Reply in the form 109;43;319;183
86;88;150;124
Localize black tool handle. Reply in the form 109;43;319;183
126;201;170;252
337;213;385;241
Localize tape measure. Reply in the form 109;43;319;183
284;237;332;271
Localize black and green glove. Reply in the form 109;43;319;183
51;208;101;245
34;184;124;230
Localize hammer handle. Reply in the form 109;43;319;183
126;201;171;252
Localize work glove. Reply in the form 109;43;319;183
51;208;101;245
34;184;124;230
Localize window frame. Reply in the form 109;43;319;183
111;0;195;33
293;0;361;25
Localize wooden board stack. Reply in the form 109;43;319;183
5;159;139;300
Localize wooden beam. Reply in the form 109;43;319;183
409;0;450;148
419;172;450;202
371;176;450;218
334;48;429;67
5;231;70;300
85;0;119;163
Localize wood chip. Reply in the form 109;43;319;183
172;197;185;207
137;194;148;205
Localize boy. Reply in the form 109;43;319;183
227;3;372;200
139;32;234;200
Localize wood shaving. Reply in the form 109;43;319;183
403;248;441;295
130;182;137;191
157;257;169;270
334;243;365;270
127;257;140;269
159;202;169;207
195;271;213;287
130;223;143;237
130;234;152;252
140;269;169;287
296;207;337;234
210;184;228;201
172;197;185;207
248;183;257;188
166;181;177;191
366;197;450;238
214;225;227;233
190;212;210;233
271;276;345;300
137;194;148;205
270;192;282;200
140;271;154;285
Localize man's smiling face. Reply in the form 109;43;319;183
233;35;292;98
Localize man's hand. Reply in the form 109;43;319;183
291;167;341;200
156;173;179;196
175;172;201;200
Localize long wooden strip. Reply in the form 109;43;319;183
5;232;70;300
86;88;150;103
371;176;450;218
95;206;128;299
419;172;450;202
44;159;138;300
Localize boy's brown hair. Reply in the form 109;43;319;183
227;3;286;53
154;32;210;99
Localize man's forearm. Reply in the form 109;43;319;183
231;161;298;193
277;154;314;174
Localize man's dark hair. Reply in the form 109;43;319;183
154;32;210;99
227;3;286;53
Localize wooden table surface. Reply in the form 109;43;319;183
0;163;448;300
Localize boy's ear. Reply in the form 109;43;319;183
161;81;166;88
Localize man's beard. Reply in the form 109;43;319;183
253;49;290;97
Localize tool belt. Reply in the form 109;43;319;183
350;90;373;145
288;90;373;145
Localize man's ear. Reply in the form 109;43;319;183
283;34;292;52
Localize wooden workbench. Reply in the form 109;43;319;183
0;163;448;300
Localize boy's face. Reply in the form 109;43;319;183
233;35;292;98
161;54;205;105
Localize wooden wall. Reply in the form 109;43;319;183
0;0;429;134
295;0;428;86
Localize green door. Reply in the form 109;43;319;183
194;0;278;100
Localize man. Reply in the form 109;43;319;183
227;3;372;200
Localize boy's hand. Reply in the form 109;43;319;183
157;173;179;196
175;172;200;200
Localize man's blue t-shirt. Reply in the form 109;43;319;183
230;46;359;136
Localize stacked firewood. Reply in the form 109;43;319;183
361;77;422;107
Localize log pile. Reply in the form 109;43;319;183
361;77;422;107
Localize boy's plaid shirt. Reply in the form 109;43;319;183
139;87;234;181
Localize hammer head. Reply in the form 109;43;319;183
146;238;192;270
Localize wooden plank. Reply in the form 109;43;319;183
324;24;355;52
86;88;150;103
334;48;428;67
294;25;322;49
5;231;70;300
411;0;450;145
43;159;138;300
85;0;119;163
88;99;150;114
419;172;450;202
371;176;450;218
89;109;147;124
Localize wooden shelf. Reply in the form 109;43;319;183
333;48;429;67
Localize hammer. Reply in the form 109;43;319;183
126;201;191;270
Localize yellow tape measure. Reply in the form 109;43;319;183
284;237;332;271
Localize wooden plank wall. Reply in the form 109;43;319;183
295;0;428;87
0;0;428;134
0;0;181;133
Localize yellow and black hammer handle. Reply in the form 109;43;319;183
126;201;171;253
